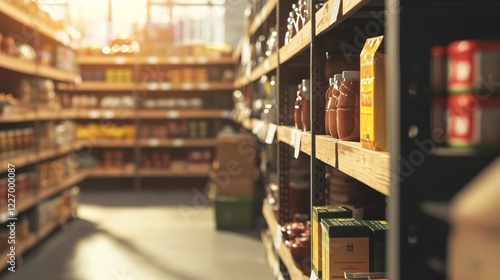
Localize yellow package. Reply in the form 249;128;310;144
360;36;387;151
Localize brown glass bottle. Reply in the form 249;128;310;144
325;78;333;136
294;84;303;130
301;79;310;131
328;74;342;138
337;71;360;141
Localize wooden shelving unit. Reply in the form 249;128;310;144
277;126;312;156
59;81;234;92
78;55;234;66
248;0;278;36
250;50;279;83
279;21;311;65
84;167;135;178
139;168;210;177
315;0;372;36
38;173;86;201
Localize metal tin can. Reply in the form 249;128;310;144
447;94;500;148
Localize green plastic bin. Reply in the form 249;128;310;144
214;196;255;230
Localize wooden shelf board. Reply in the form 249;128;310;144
94;139;136;148
139;168;210;177
316;135;390;196
0;111;36;123
277;126;312;156
61;82;234;92
0;150;37;173
279;21;311;64
139;109;231;119
248;0;278;36
0;109;85;123
38;141;84;163
138;138;216;148
38;173;85;201
84;168;135;178
78;55;234;65
316;0;372;36
0;194;37;217
0;1;76;49
0;53;77;82
250;52;278;83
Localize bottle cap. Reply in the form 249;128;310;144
334;74;342;83
329;78;335;86
342;71;360;80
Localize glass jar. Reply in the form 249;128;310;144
328;74;342;138
301;79;311;131
337;71;360;141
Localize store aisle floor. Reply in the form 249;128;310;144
3;190;273;280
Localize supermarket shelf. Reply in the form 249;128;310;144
93;139;136;148
38;141;85;163
138;138;216;148
0;194;37;218
139;109;231;120
277;126;312;156
262;202;309;280
84;167;135;178
38;211;73;241
0;1;76;49
248;0;278;36
279;21;311;64
0;150;37;173
139;168;210;177
315;136;390;196
0;109;84;123
262;230;285;280
78;55;234;65
250;52;278;83
59;81;234;92
315;0;371;36
0;53;77;83
38;173;86;201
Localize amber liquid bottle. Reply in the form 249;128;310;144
301;79;311;131
328;74;342;138
294;84;303;130
337;71;360;141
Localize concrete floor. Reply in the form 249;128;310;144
2;190;273;280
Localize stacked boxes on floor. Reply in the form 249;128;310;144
211;133;257;229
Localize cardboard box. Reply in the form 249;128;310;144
360;36;387;151
362;220;389;273
214;196;255;230
215;135;256;177
312;206;353;279
321;218;371;279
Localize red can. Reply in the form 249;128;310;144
447;94;500;148
448;40;500;94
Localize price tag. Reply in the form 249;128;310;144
185;56;195;63
167;110;180;119
310;270;318;280
182;83;193;90
172;139;184;147
169;56;181;64
252;121;264;134
147;56;159;64
331;0;342;24
265;124;277;144
264;59;270;70
148;138;160;147
103;110;114;119
274;224;282;249
88;110;100;119
294;131;302;159
198;83;210;90
114;56;126;65
160;82;172;90
147;83;159;90
220;110;231;118
197;56;208;64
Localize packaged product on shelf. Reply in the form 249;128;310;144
337;71;361;141
301;79;311;131
448;40;500;94
321;218;371;280
362;220;389;273
312;206;353;278
327;74;342;138
447;94;500;149
360;36;387;151
430;46;448;144
295;84;304;130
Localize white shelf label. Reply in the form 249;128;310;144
160;82;172;90
88;110;100;119
220;110;231;118
167;111;180;119
147;83;159;90
252;121;265;134
185;56;195;63
198;83;210;90
147;56;159;64
331;0;342;24
310;270;318;280
169;56;181;64
264;59;270;70
148;138;160;147
197;56;208;64
274;224;282;249
265;124;277;144
114;56;126;65
103;110;114;119
172;139;184;147
294;131;302;159
182;83;193;90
